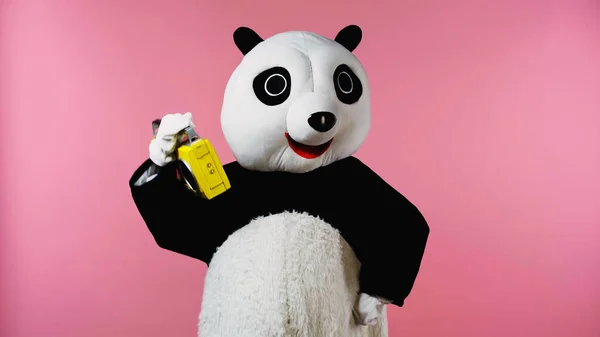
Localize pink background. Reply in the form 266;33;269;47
1;0;599;336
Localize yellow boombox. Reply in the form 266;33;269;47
152;119;231;200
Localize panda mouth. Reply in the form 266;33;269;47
285;133;333;159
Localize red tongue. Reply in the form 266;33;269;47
285;133;333;159
293;142;326;159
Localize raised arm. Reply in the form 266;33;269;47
129;159;246;264
345;157;430;307
128;112;248;264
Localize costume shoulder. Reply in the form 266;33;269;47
221;161;250;183
343;156;394;185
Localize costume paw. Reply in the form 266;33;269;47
354;293;387;326
149;112;195;167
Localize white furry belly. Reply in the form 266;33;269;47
198;211;387;337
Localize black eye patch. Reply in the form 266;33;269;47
333;64;363;105
253;67;292;106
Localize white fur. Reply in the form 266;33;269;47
199;212;387;337
220;31;371;173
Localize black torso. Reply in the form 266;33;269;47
218;157;366;245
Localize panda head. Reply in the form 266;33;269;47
221;25;370;173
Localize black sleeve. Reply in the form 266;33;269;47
128;159;246;264
346;157;430;307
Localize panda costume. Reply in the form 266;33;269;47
129;25;429;337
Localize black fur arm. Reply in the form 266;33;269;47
346;157;430;306
129;159;244;264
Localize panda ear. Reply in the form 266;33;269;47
233;27;264;55
334;25;362;52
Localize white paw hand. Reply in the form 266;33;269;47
354;293;387;326
149;112;195;167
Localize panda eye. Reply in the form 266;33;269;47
333;64;363;105
337;71;353;94
253;66;292;106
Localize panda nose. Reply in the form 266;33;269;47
308;111;337;133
